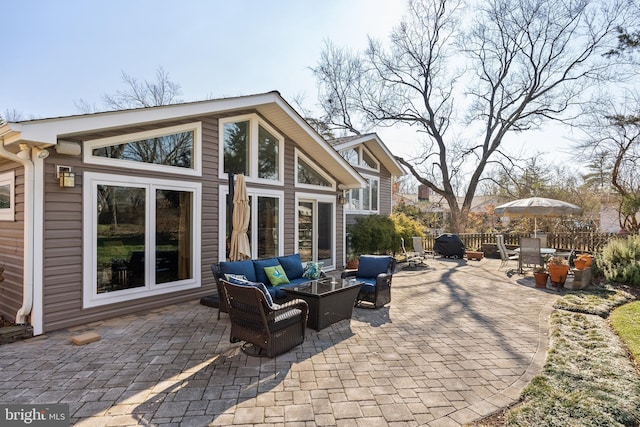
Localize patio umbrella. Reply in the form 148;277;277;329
494;197;583;237
229;174;251;261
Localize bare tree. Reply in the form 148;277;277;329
75;66;183;113
313;0;632;233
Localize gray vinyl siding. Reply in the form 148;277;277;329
41;116;221;332
0;161;24;322
378;164;392;215
39;111;345;332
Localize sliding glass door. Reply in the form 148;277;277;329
297;196;335;269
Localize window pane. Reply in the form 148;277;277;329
298;202;313;262
93;132;194;168
371;179;379;210
0;184;9;209
96;185;146;293
224;121;249;175
318;202;333;265
258;125;279;180
297;158;331;186
362;150;377;169
341;148;359;165
156;189;193;284
363;180;371;210
348;189;360;211
258;197;279;258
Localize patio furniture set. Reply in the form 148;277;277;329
209;253;396;357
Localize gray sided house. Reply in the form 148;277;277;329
328;134;405;227
0;92;402;335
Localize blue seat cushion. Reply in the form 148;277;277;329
267;286;287;300
356;277;377;293
277;254;304;280
227;276;276;308
253;258;281;286
219;260;257;282
357;256;391;279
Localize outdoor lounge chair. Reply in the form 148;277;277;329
342;255;396;308
496;234;519;270
401;237;421;267
220;280;308;357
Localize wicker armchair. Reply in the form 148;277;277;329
341;255;396;308
220;280;308;357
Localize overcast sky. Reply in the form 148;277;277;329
3;0;578;166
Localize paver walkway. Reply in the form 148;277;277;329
0;258;558;426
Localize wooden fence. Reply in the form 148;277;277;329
422;232;621;254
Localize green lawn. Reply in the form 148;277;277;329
611;301;640;365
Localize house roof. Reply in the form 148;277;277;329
328;133;406;177
0;91;367;189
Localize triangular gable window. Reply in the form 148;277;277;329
85;123;201;176
295;150;335;189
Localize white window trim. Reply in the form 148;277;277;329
341;146;380;172
0;171;15;221
84;122;202;177
218;185;285;262
346;174;380;214
83;172;202;308
360;146;380;171
294;192;336;271
218;114;285;186
294;148;336;191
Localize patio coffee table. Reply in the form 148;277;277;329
282;277;362;331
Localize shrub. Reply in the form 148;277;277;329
598;234;640;287
347;214;398;256
390;213;425;249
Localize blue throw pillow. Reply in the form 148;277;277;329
357;256;391;279
302;261;324;279
219;260;257;282
227;276;276;308
278;254;304;280
253;258;281;286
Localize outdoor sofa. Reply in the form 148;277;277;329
211;253;325;318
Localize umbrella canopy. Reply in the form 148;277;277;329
494;197;583;236
229;174;251;261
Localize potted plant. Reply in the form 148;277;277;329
346;253;359;270
547;256;570;287
533;266;548;288
465;247;484;261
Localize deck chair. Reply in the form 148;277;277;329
519;237;543;274
401;237;419;267
496;234;518;270
412;236;428;264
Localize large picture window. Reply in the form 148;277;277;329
220;114;284;184
0;171;15;221
84;123;202;176
84;173;201;307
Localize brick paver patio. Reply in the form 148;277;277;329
0;257;558;426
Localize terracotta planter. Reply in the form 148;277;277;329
346;260;359;270
533;272;549;288
466;251;484;261
574;258;587;270
548;264;570;286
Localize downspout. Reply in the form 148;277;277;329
0;140;35;326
